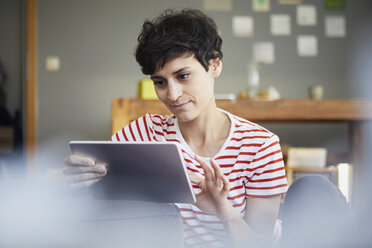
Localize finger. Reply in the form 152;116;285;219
222;174;230;193
194;192;204;198
66;172;105;183
188;172;206;192
70;178;102;189
195;155;214;181
211;159;230;193
188;173;203;184
64;154;95;166
210;159;224;182
63;163;107;176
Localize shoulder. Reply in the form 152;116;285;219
227;111;276;139
222;110;281;156
110;113;176;142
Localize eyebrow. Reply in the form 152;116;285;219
150;67;190;80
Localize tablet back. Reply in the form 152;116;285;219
69;141;195;203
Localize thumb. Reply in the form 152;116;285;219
188;173;202;184
188;173;206;190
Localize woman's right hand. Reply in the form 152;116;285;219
63;154;107;188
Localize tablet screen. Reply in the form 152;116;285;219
69;141;196;203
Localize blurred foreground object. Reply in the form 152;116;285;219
0;181;183;248
280;175;360;248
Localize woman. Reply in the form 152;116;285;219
64;9;288;247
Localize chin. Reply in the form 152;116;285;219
175;112;198;123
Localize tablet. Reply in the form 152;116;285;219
69;141;196;203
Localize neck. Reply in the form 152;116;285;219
178;102;230;149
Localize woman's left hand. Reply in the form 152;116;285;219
189;155;240;222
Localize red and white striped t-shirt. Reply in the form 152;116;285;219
111;109;288;248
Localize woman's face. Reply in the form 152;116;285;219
150;54;222;123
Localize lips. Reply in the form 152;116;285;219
171;100;191;110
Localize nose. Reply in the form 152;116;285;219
167;81;182;102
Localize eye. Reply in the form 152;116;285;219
153;80;166;87
178;73;190;80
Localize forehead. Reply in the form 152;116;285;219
153;54;199;75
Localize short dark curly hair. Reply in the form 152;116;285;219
135;9;223;75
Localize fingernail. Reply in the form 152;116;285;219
98;166;106;173
88;160;95;166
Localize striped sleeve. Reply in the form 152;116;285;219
110;113;154;142
245;134;288;197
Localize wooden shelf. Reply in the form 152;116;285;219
112;98;372;133
215;98;372;122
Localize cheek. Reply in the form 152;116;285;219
189;83;213;101
155;88;166;101
198;75;214;94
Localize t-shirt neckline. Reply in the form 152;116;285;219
174;108;235;160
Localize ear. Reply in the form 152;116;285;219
210;58;222;78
